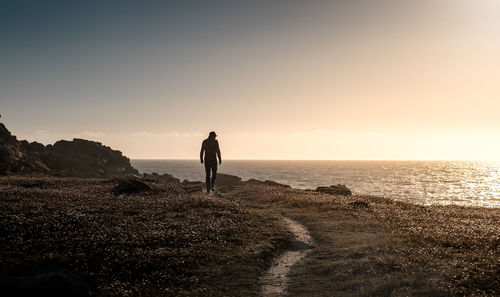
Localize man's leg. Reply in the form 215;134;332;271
211;162;218;191
204;162;211;193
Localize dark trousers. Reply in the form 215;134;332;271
204;160;218;192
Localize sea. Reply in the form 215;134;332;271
131;160;500;208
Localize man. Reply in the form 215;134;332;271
200;131;222;193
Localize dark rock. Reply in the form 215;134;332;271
143;172;180;183
0;121;138;177
162;173;180;183
0;122;17;143
27;141;45;153
215;173;242;187
142;173;155;180
45;138;139;177
264;180;290;188
0;123;37;175
0;265;96;297
245;178;291;188
245;179;265;185
315;184;352;196
113;179;151;195
181;180;204;193
347;201;370;209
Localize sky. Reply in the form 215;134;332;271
1;0;499;160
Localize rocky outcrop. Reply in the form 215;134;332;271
113;179;151;195
181;180;204;193
0;119;138;177
245;179;291;188
0;122;50;175
142;172;180;183
215;173;243;187
42;139;139;177
315;184;352;196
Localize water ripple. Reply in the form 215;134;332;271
132;160;500;208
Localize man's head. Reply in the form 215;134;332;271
209;131;217;138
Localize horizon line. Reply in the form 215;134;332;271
131;158;499;162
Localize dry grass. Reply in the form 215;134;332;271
0;176;290;296
372;199;500;296
1;177;498;296
232;185;500;297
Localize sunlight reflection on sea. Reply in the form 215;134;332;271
132;160;500;208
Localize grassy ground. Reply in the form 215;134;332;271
0;176;290;296
231;185;499;296
1;176;498;296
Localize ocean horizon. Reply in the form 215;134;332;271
132;159;500;208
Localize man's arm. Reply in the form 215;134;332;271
216;141;221;165
200;141;205;163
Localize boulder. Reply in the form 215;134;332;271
215;173;242;187
161;173;180;183
113;179;151;195
315;184;352;196
143;172;180;183
181;180;204;193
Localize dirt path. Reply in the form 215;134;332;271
260;216;314;296
222;186;497;296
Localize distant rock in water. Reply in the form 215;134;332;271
315;184;352;196
0;120;138;177
113;179;151;195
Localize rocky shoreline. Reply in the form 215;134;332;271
1;175;498;296
2;120;351;195
2;120;498;296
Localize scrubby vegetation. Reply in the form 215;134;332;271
233;185;499;296
0;176;290;296
1;176;498;296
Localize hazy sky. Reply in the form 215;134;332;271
1;0;499;160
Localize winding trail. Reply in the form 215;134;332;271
260;216;314;296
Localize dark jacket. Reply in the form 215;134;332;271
200;138;221;163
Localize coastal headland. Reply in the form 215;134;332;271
0;122;498;296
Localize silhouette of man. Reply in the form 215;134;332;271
200;131;221;193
